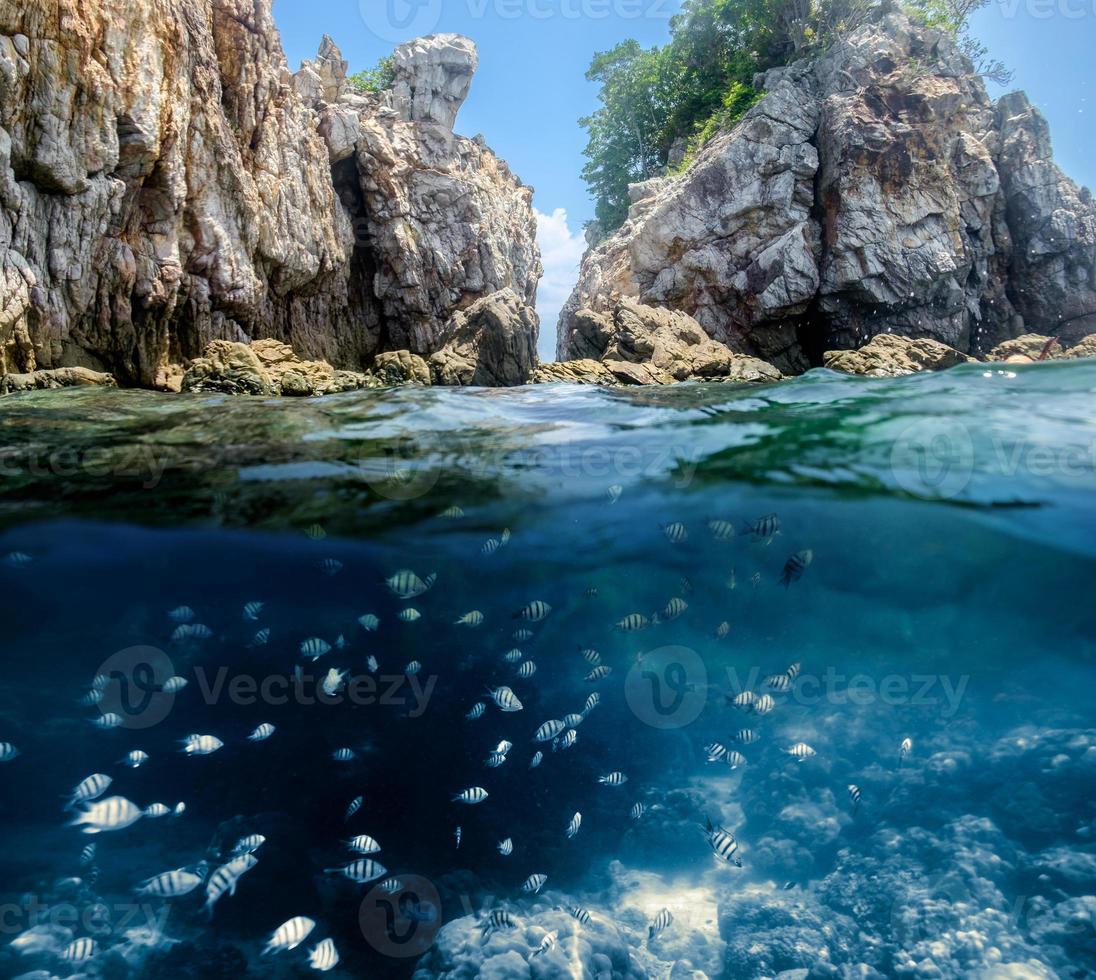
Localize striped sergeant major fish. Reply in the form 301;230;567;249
480;909;518;942
455;611;484;627
529;751;544;769
656;597;688;622
662;522;688;544
386;569;437;599
79;844;97;867
583;693;601;714
598;772;628;787
580;648;601;664
648;908;674;941
848;784;863;808
753;694;776;715
705;743;728;764
900;737;913;761
488;687;524;712
734;729;759;744
522;873;548;894
615;613;650;632
242;601;264;621
69;796;144;834
309;938;340;972
553;730;578;752
726;751;747;770
568;905;592;925
514;628;534;641
630;803;647;821
204;854;258;916
333;748;356;762
529;930;558;958
704;817;743;867
454;826;461;850
708;518;736;541
316;558;343;577
565;812;582;840
748;513;781;543
61;937;97;963
766;673;793;692
780;550;814;588
515;600;552;623
785;742;817;762
786;662;803;681
358;614;380;632
65;773;112;811
715;621;731;640
453;786;489;805
497;838;514;856
346;835;381;855
728;691;756;710
504;650;524;664
249;723;275;742
299;637;331;661
585;666;612;682
181;734;224;756
441;505;464;518
171;623;213;642
563;713;585;728
466;702;487;720
482;537;502;556
167;605;195;623
231;834;266;857
262;916;316;955
516;661;537;679
325;859;386;883
534;720;566;743
135;868;204;897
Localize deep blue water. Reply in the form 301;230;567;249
0;363;1094;979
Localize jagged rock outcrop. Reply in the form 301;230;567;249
295;32;540;367
986;332;1096;363
823;333;972;377
429;288;538;386
0;4;540;389
558;5;1096;375
545;300;783;385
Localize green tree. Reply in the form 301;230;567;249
349;55;396;94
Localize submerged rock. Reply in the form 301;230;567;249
558;5;1096;372
823;334;972;377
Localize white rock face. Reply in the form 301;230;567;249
559;7;1096;374
0;6;540;388
391;34;479;130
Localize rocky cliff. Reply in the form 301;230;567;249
0;2;540;389
558;6;1096;375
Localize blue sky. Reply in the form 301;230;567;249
275;0;1094;359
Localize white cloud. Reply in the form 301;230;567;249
535;208;587;363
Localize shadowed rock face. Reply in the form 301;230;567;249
0;7;540;389
558;6;1096;374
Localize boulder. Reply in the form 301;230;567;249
1064;334;1096;359
181;339;373;396
391;34;478;130
531;359;617;385
1;367;116;394
823;334;972;377
371;351;432;387
429;289;538;386
554;301;784;385
986;335;1064;361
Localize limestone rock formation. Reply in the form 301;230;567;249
986;332;1096;363
558;5;1096;375
823;333;972;377
429;289;539;386
0;5;540;390
545;300;783;385
297;32;541;367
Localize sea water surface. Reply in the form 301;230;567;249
0;363;1094;979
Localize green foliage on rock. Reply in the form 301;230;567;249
349;55;396;94
581;0;1009;236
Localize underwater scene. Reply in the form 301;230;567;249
0;362;1094;980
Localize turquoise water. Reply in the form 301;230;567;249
0;363;1094;978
